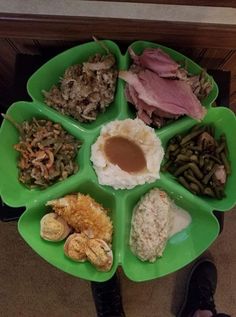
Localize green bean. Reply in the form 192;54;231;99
172;147;181;157
170;135;182;144
184;171;204;192
202;166;209;175
220;152;231;175
202;164;218;185
203;187;216;197
203;154;222;165
212;156;222;164
163;124;230;200
190;182;200;194
201;138;207;150
190;155;198;163
220;134;229;156
216;142;225;154
186;150;194;156
174;164;190;177
206;160;214;172
180;148;187;154
168;144;179;152
199;156;205;168
166;143;179;159
185;141;194;148
188;145;202;151
214;186;225;200
174;162;203;179
188;169;194;176
188;163;204;179
161;160;172;172
175;135;182;143
180;128;205;145
169;138;177;145
175;154;191;162
178;176;191;191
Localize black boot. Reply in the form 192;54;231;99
91;273;125;317
177;258;217;317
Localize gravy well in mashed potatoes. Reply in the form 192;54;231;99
104;136;146;173
90;118;164;190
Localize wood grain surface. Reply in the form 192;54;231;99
1;13;236;49
94;0;236;7
1;13;236;109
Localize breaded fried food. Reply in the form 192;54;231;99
46;193;113;244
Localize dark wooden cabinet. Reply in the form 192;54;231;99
1;12;236;110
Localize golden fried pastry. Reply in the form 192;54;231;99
46;193;113;244
86;239;113;272
64;233;88;262
40;213;71;242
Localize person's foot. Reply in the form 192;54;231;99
177;258;217;317
91;273;125;317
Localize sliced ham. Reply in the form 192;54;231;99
137;109;153;125
129;47;180;78
119;69;206;120
126;84;154;125
126;84;176;119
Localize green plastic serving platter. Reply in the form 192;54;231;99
0;40;235;282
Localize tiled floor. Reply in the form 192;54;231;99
1;208;235;317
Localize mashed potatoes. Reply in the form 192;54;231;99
90;118;164;189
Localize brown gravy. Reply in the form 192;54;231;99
104;136;146;173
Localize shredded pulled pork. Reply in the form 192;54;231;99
14;118;81;188
43;53;117;123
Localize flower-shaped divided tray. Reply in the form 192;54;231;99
0;40;235;282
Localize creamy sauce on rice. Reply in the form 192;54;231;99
169;204;192;237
